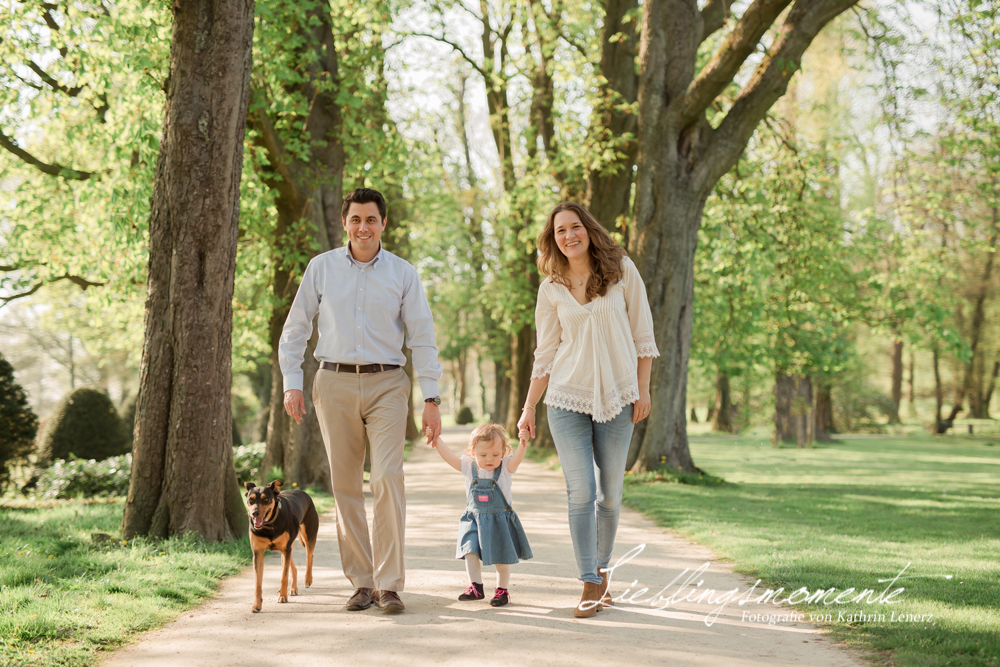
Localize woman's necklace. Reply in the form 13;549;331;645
568;268;590;287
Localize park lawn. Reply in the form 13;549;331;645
621;434;1000;667
0;489;335;667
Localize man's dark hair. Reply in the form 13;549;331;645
342;188;387;221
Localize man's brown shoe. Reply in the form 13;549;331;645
346;587;373;611
574;582;602;618
376;590;405;614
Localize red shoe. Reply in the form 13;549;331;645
490;588;510;607
459;583;485;601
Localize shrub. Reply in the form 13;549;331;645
0;353;38;491
455;405;475;425
34;453;132;499
233;442;266;485
38;388;129;464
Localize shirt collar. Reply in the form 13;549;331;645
345;242;383;268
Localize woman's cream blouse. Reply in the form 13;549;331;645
531;256;659;422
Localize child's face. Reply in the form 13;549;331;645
473;437;504;470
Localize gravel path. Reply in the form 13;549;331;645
102;427;866;667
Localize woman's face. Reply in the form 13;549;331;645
553;210;591;263
473;437;504;471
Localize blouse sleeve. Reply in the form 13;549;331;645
531;281;562;378
622;258;660;358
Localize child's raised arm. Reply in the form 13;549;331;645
430;435;462;472
506;436;528;473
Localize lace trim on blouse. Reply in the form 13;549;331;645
545;375;640;423
635;334;660;359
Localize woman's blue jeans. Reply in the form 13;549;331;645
547;404;634;584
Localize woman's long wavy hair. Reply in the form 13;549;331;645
537;202;626;301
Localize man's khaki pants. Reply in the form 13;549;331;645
313;367;409;592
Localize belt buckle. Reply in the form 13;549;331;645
355;364;362;375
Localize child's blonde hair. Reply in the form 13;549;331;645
465;422;512;457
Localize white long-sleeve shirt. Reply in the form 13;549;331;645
531;256;659;422
278;245;442;398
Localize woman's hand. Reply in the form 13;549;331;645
517;407;536;439
633;390;651;423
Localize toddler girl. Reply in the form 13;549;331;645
429;422;532;606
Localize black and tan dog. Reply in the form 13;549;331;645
244;480;319;613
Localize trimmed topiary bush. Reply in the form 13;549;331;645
0;353;38;491
38;388;129;464
455;405;475;425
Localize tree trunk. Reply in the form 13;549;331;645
627;193;700;473
585;0;640;235
889;338;903;424
814;379;833;440
969;348;988;419
689;406;699;423
907;350;916;419
506;325;536;434
774;372;812;446
982;356;1000;420
492;352;511;425
627;0;860;471
253;0;345;489
932;345;945;433
712;372;732;433
122;0;254;540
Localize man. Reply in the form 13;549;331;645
279;187;442;614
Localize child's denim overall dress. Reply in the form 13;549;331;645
456;460;532;566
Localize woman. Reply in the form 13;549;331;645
517;202;658;618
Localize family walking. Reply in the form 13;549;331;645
278;188;659;617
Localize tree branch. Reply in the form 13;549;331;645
25;59;83;96
696;0;860;191
699;0;731;43
1;272;105;307
0;128;93;179
408;32;489;80
675;0;793;128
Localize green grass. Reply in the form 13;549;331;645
622;434;1000;667
0;487;335;666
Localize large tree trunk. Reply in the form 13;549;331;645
492;342;511;424
627;192;701;472
712;372;732;433
585;0;640;235
627;0;859;472
122;0;254;540
889;338;903;424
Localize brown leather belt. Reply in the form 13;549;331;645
320;362;401;374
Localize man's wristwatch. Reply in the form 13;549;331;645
424;397;441;406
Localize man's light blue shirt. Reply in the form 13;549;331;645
278;244;442;398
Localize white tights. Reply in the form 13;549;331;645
464;554;510;589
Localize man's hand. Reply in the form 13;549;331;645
284;389;306;425
422;402;441;443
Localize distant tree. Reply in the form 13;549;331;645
0;354;38;490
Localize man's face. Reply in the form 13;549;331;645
343;202;386;256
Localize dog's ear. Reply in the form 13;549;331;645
244;481;255;495
269;480;283;495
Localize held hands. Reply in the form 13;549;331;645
283;390;306;425
422;402;442;444
516;405;536;442
633;390;651;423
